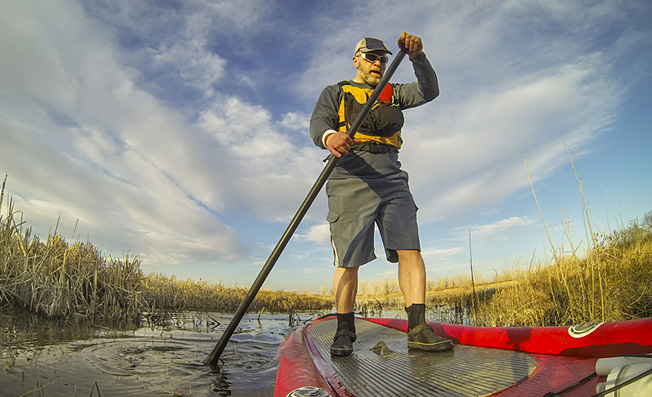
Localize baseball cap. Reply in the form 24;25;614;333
354;37;393;55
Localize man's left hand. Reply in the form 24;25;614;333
398;31;423;59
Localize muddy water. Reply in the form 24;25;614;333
1;311;319;396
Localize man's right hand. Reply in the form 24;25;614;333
326;131;361;158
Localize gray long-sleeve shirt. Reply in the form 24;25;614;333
309;52;439;149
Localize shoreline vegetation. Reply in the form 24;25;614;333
0;177;331;325
1;176;650;328
354;212;652;327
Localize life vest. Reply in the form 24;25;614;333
336;81;405;149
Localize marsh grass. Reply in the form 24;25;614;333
0;179;141;321
140;273;332;315
375;217;652;327
424;148;652;327
421;150;652;327
1;177;332;323
472;217;652;327
349;212;651;327
3;174;649;328
470;150;652;327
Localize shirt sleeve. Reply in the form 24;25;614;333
309;84;341;149
393;52;440;110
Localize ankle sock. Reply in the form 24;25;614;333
405;303;427;331
336;312;355;334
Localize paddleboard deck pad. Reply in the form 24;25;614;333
307;317;535;396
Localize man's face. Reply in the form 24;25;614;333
353;50;387;86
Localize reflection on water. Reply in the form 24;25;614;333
2;304;465;395
1;311;315;396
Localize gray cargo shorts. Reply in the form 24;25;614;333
325;170;421;268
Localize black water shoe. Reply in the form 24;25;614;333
407;323;454;352
330;328;357;356
331;312;357;356
405;303;454;352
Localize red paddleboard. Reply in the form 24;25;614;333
366;317;652;357
276;316;652;397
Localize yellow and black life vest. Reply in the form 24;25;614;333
337;81;405;149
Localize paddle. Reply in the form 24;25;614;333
204;46;409;367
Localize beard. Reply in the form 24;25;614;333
360;69;382;85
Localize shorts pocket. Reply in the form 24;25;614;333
326;211;340;224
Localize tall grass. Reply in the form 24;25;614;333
4;174;648;328
468;149;652;327
352;216;651;327
344;214;651;327
141;274;332;314
473;217;652;326
1;178;142;321
428;150;652;327
0;177;331;322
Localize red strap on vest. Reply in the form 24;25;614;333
378;83;393;103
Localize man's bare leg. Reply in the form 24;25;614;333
397;249;426;307
397;249;454;352
333;266;358;313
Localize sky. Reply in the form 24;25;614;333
1;0;651;294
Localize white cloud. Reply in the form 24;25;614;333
460;216;538;244
280;112;311;133
298;223;331;245
422;247;464;259
302;267;328;274
401;54;619;223
0;1;252;266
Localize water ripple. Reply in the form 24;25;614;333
1;312;313;396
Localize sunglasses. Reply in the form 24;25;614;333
359;52;389;64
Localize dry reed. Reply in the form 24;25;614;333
432;150;652;327
352;215;651;327
140;274;332;314
473;218;652;326
466;150;651;327
1;179;142;321
4;174;649;329
1;177;332;323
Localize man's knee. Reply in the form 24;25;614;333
336;266;359;274
397;249;422;262
334;266;359;284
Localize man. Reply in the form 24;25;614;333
310;32;454;356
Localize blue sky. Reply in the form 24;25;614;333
1;0;650;293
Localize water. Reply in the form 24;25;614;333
1;304;463;396
0;311;317;396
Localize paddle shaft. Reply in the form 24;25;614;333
205;47;408;366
